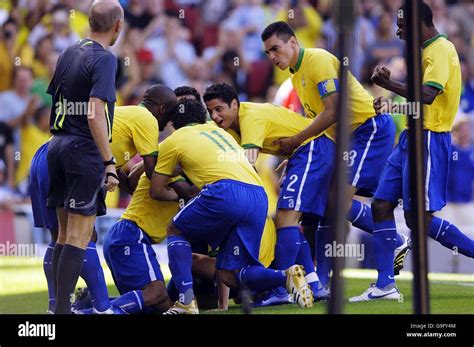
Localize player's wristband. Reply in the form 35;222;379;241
106;172;119;181
103;157;116;167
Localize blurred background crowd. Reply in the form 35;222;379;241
0;0;473;260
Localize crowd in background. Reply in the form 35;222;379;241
0;0;473;213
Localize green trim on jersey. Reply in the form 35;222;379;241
290;48;305;73
422;34;448;49
425;81;444;91
242;143;261;149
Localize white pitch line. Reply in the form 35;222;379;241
342;268;474;283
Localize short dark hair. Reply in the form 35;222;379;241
203;83;239;107
401;1;434;27
261;21;296;42
142;84;177;112
174;86;201;101
420;1;434;27
89;1;124;33
171;99;207;129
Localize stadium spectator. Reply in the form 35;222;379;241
213;50;247;100
28;5;80;53
0;18;19;91
145;10;196;89
0;67;39;145
123;0;156;30
225;0;266;63
273;0;323;85
31;34;54;79
202;22;247;78
0;122;14;189
460;59;474;118
364;10;404;67
447;117;474;203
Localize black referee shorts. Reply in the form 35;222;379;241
46;134;106;216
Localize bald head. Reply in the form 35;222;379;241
89;0;124;33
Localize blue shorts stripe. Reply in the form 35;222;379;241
351;117;377;187
140;229;157;282
425;130;432;211
296;139;314;211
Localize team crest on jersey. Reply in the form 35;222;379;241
302;77;306;87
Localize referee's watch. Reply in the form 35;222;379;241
103;157;116;167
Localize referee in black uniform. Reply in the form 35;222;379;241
46;0;123;314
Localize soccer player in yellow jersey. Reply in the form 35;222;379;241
351;2;473;302
113;84;177;191
150;99;313;314
101;174;195;314
30;84;177;314
261;21;410;297
203;83;332;304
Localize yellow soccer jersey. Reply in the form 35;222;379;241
111;105;159;168
258;216;277;268
226;129;279;214
120;174;182;243
290;48;376;134
236;102;327;157
422;34;461;132
154;122;262;189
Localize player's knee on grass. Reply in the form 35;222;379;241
275;209;301;228
142;281;171;310
166;223;182;236
371;199;396;222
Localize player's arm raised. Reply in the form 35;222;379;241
371;65;440;105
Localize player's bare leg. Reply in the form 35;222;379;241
141;281;173;313
55;212;96;313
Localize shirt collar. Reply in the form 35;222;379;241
290;48;305;74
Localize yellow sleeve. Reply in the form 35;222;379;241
240;116;267;150
168;175;186;185
154;137;178;176
132;114;159;157
308;53;339;99
422;50;450;91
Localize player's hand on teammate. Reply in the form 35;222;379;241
105;165;119;192
371;65;391;88
373;96;388;115
274;136;301;157
128;161;145;190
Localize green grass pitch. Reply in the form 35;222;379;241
1;257;472;314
